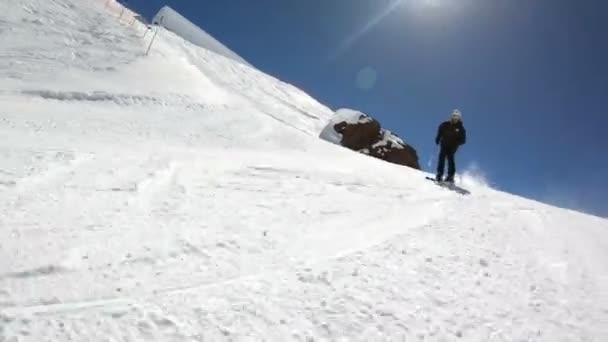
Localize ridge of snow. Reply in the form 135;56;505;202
333;108;375;125
152;5;251;67
0;1;606;341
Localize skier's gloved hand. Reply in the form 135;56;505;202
435;138;440;145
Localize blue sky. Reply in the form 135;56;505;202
123;0;608;217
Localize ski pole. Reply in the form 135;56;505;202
427;144;438;171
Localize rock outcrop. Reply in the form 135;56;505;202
333;117;381;151
319;108;420;169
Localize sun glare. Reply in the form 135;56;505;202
328;0;403;60
328;0;447;60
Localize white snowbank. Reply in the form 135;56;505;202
333;108;374;125
152;6;251;67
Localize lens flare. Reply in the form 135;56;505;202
327;0;447;61
328;0;403;61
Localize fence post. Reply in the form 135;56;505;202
142;27;151;38
146;27;159;56
145;17;163;56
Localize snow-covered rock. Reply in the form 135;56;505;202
320;108;420;169
320;108;381;149
370;129;420;169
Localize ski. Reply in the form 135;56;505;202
425;176;471;195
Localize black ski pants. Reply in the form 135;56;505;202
437;145;458;179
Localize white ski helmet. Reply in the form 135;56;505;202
451;109;462;120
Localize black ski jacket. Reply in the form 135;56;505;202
435;121;466;148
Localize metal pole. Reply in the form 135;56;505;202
146;27;159;56
145;17;163;55
427;144;439;171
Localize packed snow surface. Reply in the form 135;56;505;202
1;0;607;341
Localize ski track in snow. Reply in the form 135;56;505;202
0;153;467;341
15;89;226;111
0;0;607;341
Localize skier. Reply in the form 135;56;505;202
434;109;466;183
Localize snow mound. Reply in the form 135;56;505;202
333;108;375;125
152;6;251;67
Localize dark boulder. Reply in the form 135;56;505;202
369;130;420;169
333;117;381;151
320;108;420;170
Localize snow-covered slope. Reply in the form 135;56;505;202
152;6;251;67
0;1;606;341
